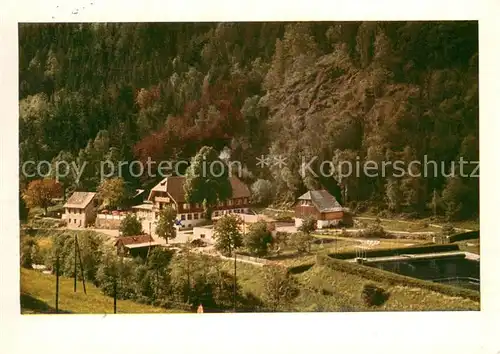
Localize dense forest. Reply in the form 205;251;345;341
19;21;479;220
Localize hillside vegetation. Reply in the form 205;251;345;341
19;22;478;220
21;268;184;314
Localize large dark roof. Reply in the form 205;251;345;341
148;176;251;203
297;190;343;213
114;234;154;246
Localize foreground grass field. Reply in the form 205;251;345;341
21;269;186;314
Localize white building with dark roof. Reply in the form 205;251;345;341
294;189;351;229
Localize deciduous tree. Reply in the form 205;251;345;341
156;205;177;244
119;214;143;236
184;146;233;220
97;177;132;210
22;179;62;215
213;214;243;256
243;220;273;257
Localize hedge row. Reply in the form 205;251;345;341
329;243;461;260
287;263;315;274
448;231;480;243
316;254;480;302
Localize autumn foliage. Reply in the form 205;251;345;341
133;78;247;167
22;179;62;214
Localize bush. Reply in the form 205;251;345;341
119;214;143;236
291;232;313;253
244;221;273;256
360;222;387;238
298;216;317;234
20;237;39;268
361;283;390;306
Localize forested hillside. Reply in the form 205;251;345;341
19;22;479;220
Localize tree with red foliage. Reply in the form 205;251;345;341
22;179;63;215
133;77;248;175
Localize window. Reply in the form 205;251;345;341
187;214;192;220
183;203;190;210
214;211;219;217
227;199;233;206
194;213;198;220
181;214;186;220
200;234;205;239
236;199;241;205
74;219;76;224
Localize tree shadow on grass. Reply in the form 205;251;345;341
20;293;72;314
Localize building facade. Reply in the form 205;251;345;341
63;192;98;228
294;190;349;229
141;176;252;230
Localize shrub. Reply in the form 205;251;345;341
291;231;313;253
354;220;367;229
244;220;273;256
119;214;143;236
273;231;291;251
298;216;317;234
360;222;387;238
361;283;390;306
20;237;39;268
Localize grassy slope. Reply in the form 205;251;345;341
220;259;478;312
294;265;479;311
21;268;186;314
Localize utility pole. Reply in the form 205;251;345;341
55;252;60;313
113;276;117;314
76;236;87;294
74;234;77;292
233;249;237;312
186;243;191;304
